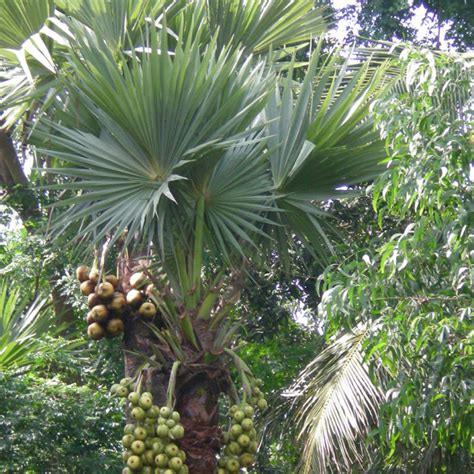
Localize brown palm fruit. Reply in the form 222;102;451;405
80;280;96;296
89;268;100;283
109;292;127;312
88;292;101;309
86;312;95;325
130;272;147;289
97;281;115;299
76;265;90;282
138;302;157;319
87;322;104;340
126;289;143;307
107;318;124;336
91;304;108;322
105;274;119;288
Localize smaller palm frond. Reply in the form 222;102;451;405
205;0;327;55
0;278;59;371
0;0;53;49
287;326;383;473
266;38;394;263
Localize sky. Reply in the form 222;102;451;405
329;0;452;48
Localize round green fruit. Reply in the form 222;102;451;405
147;405;160;419
230;424;243;437
226;459;240;472
127;455;141;471
143;449;155;465
131;440;145;455
128;391;140;405
122;434;134;448
156;425;169;438
139;395;153;410
139;302;157;319
153;440;165;454
134;427;147;440
233;410;245;423
165;443;179;457
171;411;180;422
159;406;171;418
170;425;184;440
120;377;133;386
257;398;268;410
248;441;258;454
169;457;183;470
243;405;254;417
239;453;255;467
124;424;135;435
131;407;146;421
116;385;129;398
228;442;241;455
155;453;168;468
237;434;250;448
241;418;253;431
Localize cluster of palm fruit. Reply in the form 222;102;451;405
112;378;188;473
76;265;158;341
218;379;268;473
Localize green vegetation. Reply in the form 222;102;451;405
0;1;472;473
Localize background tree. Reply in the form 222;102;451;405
334;0;474;50
289;47;473;473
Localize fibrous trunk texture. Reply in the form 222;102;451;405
123;315;222;473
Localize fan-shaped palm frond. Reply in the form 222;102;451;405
0;0;53;49
0;278;61;371
288;325;383;473
205;0;327;55
38;22;273;249
265;38;394;263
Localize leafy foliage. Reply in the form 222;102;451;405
308;48;473;472
0;371;123;473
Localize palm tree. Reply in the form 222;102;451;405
0;0;395;471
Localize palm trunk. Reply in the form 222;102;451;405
122;309;223;473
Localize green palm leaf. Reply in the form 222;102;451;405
0;0;53;49
205;0;327;55
288;326;383;473
37;22;273;248
0;278;59;371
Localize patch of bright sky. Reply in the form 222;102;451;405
329;0;452;49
